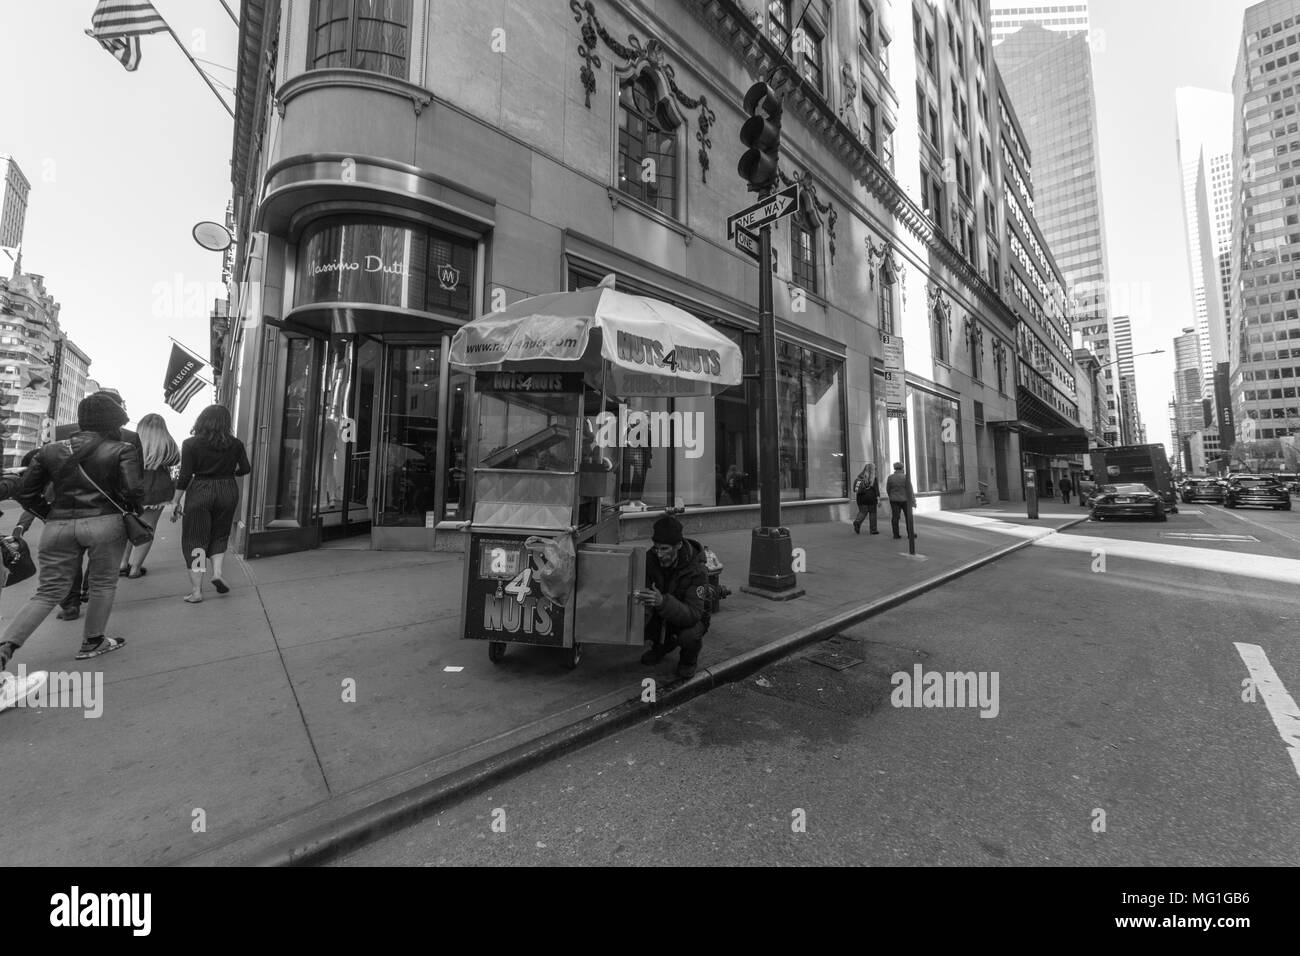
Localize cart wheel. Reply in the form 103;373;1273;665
562;642;583;670
488;641;507;663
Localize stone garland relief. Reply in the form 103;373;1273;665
570;0;718;182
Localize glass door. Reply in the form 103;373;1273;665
317;335;381;539
375;343;441;527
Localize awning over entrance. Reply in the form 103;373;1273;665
1020;426;1090;456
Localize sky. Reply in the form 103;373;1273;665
0;0;238;441
1090;0;1259;452
0;0;1268;457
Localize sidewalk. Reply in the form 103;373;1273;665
0;498;1080;866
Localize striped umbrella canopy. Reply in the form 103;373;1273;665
449;276;743;397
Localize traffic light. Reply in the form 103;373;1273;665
738;81;783;193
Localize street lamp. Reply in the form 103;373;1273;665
1094;348;1166;373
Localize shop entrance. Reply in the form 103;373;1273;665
317;336;380;539
315;337;445;539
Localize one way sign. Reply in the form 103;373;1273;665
727;184;800;238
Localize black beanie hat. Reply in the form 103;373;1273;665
78;393;129;434
651;515;683;545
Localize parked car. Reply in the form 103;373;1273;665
1224;477;1292;510
1089;483;1167;522
1182;479;1226;504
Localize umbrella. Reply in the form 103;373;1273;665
449;275;743;397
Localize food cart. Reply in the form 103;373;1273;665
448;276;742;667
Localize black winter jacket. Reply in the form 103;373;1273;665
16;432;144;521
645;537;711;631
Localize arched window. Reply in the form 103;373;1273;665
618;74;679;216
933;302;949;362
310;0;412;78
791;211;818;294
878;264;894;334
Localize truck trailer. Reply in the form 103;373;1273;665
1094;444;1179;513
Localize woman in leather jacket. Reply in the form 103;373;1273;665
0;394;143;672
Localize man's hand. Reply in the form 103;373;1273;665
633;584;664;609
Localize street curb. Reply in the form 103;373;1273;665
186;513;1086;867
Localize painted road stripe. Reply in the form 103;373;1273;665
1160;532;1259;541
1032;532;1300;584
1234;643;1300;780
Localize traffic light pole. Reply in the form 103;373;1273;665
744;218;802;599
757;221;778;531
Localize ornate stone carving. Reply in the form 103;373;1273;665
571;0;718;181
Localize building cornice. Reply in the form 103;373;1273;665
684;0;1016;329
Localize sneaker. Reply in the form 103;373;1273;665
675;661;698;679
56;607;80;622
75;636;126;661
640;645;668;665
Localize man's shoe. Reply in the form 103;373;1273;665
675;661;698;679
641;645;668;665
853;520;861;534
79;592;89;604
75;636;125;661
56;607;80;621
870;530;880;534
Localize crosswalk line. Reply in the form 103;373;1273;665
1234;643;1300;781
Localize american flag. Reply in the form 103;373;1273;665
166;376;206;414
85;0;170;72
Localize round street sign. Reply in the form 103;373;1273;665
192;221;233;252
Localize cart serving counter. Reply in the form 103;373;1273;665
448;277;742;667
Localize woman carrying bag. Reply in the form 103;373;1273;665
852;462;880;535
0;394;143;674
119;413;180;578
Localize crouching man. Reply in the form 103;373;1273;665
634;515;710;679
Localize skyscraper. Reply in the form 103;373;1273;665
1230;0;1300;449
990;1;1090;45
1174;87;1233;400
1173;326;1206;440
1112;314;1144;444
992;6;1120;443
0;155;30;250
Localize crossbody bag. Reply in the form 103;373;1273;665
76;463;153;547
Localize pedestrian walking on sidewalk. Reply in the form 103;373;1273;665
853;462;880;534
120;413;180;578
886;462;917;541
172;405;250;603
1058;474;1073;504
46;390;142;622
0;393;143;674
635;515;710;680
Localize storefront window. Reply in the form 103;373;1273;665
271;338;317;527
296;217;474;319
911;387;964;493
444;369;470;520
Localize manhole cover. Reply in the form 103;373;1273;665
807;651;863;671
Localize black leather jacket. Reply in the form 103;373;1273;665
16;432;144;521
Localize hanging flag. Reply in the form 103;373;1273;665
85;0;170;72
166;376;205;414
163;342;206;404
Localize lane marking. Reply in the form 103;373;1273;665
1034;532;1300;584
1234;642;1300;780
1160;532;1260;542
1219;507;1300;546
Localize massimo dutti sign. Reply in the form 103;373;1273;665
295;218;474;317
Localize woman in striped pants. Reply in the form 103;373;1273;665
171;405;251;604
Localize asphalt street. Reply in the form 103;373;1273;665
335;503;1300;866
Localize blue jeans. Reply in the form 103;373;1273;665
1;514;126;650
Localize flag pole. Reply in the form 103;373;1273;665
217;0;239;26
165;26;234;118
